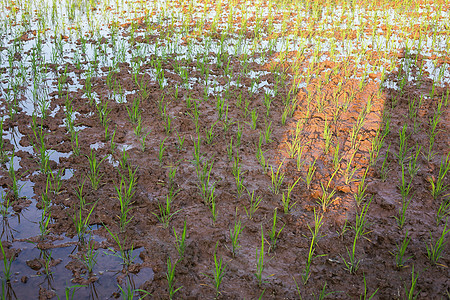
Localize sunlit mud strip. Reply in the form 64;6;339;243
271;53;386;213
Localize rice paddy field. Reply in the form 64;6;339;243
0;0;450;298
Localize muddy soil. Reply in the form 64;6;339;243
1;2;450;300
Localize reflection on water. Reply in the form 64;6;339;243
1;244;153;299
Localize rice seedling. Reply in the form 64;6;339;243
332;142;343;173
303;209;325;284
353;197;372;240
296;142;308;172
59;285;88;300
368;130;385;167
280;103;292;126
40;249;53;275
115;167;137;232
395;194;412;230
41;173;52;206
232;155;246;198
426;100;443;161
216;96;225;120
227;210;244;257
118;149;130;171
158;137;168;166
235;124;243;148
268;208;285;252
7;154;24;199
163;113;174;136
286;134;301;159
343;148;359;185
96;100;111;127
68;128;80;155
154;190;181;229
354;168;370;206
425;219;450;266
30;117;52;175
407;145;421;179
305;158;317;190
342;198;373;274
263;92;272;117
195;157;216;204
227;137;234;162
0;119;8;164
293;276;304;299
163;257;182;300
360;273;378;299
381;109;391;139
0;190;11;217
166;165;178;189
222;104;235;133
135;75;150;100
86;150;107;190
269;160;285;195
249;109;258;130
391;230;412;268
81;234;98;274
189;101;200;134
72;180;97;243
38;205;52;239
379;143;391;181
255;143;268;173
244;190;262;220
322;117;332;154
311;282;338;300
436;195;450;225
126;97;141;124
349;123;362;150
49;168;64;195
399;163;414;196
185;93;193;110
0;241;13;281
341;233;361;274
208;186;218;224
173;219;187;260
396;124;410;166
133;115;144;137
175;131;185;152
255;225;265;286
429;152;450;199
404;265;420;300
117;279;151;300
104;225;136;269
281;177;301;214
173;84;179;100
204;242;227;297
318;181;337;212
262;120;273;143
192;136;202;167
204;121;218;145
139;130;151;152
